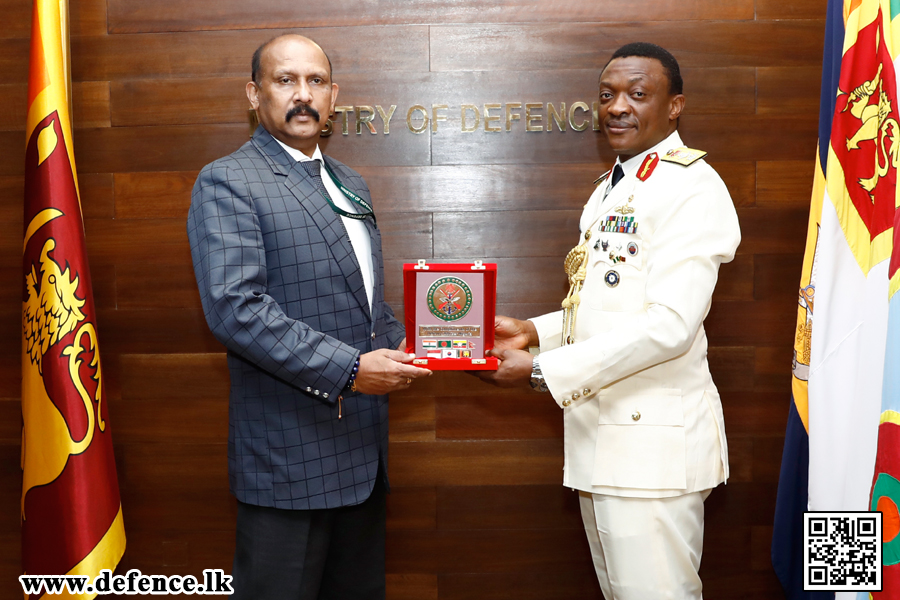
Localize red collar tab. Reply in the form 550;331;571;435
636;153;659;181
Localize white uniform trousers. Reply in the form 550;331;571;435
579;489;711;600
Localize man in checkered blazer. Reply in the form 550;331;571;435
187;34;430;600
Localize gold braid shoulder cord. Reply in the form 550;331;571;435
561;214;604;346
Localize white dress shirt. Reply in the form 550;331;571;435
274;139;374;311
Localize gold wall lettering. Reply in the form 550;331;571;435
320;102;603;136
407;104;429;134
483;103;502;132
355;105;376;134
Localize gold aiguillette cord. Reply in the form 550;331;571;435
561;211;605;346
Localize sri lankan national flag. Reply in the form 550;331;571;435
772;0;900;597
21;0;125;596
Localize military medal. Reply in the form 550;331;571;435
599;215;638;233
627;242;638;256
604;270;620;288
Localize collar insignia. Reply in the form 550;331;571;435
637;153;659;181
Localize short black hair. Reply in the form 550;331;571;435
603;42;683;95
251;35;333;85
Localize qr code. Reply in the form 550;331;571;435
804;511;882;591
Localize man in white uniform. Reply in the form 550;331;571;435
478;42;741;599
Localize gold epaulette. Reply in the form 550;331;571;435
660;147;707;166
592;170;611;186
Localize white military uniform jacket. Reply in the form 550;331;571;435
530;131;741;499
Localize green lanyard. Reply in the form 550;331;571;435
318;161;377;226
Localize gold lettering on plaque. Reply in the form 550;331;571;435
407;105;429;134
569;101;590;132
376;105;397;134
547;102;566;132
432;104;449;133
505;102;522;131
334;106;352;135
418;325;482;337
355;105;377;134
461;104;481;132
483;103;502;132
320;118;334;137
525;102;543;132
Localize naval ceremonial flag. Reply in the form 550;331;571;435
772;0;899;598
21;0;125;597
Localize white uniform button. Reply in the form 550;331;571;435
562;400;571;407
631;410;641;421
571;392;580;401
323;393;329;400
371;332;376;339
314;390;320;396
582;388;591;396
306;387;312;392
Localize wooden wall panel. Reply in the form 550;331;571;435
0;0;30;39
756;0;824;19
72;27;430;80
0;81;109;131
757;160;817;207
107;0;755;34
440;573;603;600
758;66;821;116
429;22;824;71
69;0;109;37
1;0;829;598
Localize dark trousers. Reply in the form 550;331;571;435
230;474;387;600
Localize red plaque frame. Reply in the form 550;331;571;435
403;261;498;370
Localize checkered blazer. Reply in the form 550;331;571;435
187;126;405;510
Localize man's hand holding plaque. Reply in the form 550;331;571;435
474;316;537;388
354;349;432;395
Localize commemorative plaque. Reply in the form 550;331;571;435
403;260;499;370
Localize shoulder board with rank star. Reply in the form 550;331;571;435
637;152;659;181
660;147;707;166
592;170;611;186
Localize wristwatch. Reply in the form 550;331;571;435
530;356;549;393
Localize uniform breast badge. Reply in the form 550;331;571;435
604;270;620;288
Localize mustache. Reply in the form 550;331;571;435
285;104;320;122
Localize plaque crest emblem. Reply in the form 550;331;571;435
427;277;473;321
